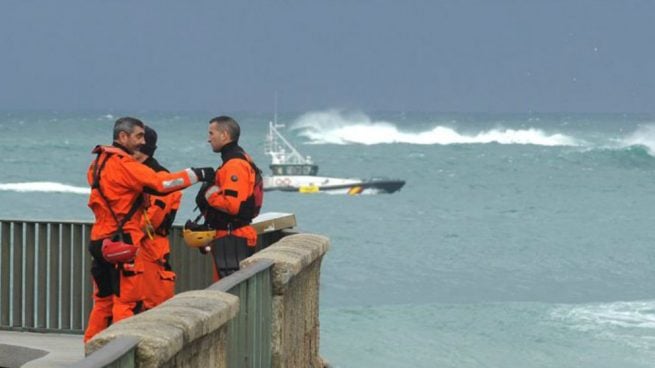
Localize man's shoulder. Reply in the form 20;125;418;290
93;145;128;156
97;151;143;179
220;156;252;172
92;145;138;165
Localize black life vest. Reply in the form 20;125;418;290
196;148;263;231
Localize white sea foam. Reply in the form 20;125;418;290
552;300;655;330
618;124;655;155
550;300;655;351
292;110;581;146
0;182;90;195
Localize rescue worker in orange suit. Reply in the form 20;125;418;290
199;116;260;281
84;117;215;343
133;126;181;310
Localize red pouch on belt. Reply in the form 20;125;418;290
102;238;137;264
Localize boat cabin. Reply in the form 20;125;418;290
270;164;319;176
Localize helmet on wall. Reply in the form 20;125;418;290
182;219;215;248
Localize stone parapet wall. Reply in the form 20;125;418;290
242;233;330;368
83;232;329;368
86;290;238;368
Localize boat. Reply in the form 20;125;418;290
263;120;405;195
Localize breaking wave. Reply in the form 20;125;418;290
551;300;655;350
551;300;655;351
570;124;655;163
553;300;655;330
291;110;581;146
617;124;655;156
0;182;90;195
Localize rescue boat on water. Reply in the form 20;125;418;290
262;121;405;195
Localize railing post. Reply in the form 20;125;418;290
1;221;10;326
72;223;84;331
83;224;93;331
48;223;60;330
12;222;23;328
60;223;72;330
36;222;48;329
25;222;36;328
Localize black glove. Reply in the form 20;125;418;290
192;167;215;183
195;182;212;209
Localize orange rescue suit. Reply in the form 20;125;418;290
84;144;197;343
203;143;258;281
141;189;182;310
87;145;195;245
206;154;258;246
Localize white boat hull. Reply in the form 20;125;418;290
262;121;405;195
263;175;405;195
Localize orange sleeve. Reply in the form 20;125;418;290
169;190;182;211
145;194;166;229
145;191;182;229
206;160;253;215
119;158;198;194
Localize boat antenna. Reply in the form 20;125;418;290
274;91;278;125
266;121;312;165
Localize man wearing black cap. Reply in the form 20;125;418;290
133;126;181;309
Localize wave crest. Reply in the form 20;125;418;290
551;299;655;353
618;124;655;156
0;182;90;195
292;110;581;146
549;300;655;351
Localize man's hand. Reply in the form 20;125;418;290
192;167;216;182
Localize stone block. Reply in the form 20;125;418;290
242;234;329;294
86;289;238;367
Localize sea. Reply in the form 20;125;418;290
3;110;655;367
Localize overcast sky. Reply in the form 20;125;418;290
0;1;653;113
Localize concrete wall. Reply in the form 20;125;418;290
86;290;238;368
242;233;330;368
84;233;330;368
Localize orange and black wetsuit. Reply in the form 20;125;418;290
204;141;258;280
84;143;199;342
140;157;182;310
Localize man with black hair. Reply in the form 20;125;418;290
133;126;181;310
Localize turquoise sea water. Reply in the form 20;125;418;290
3;111;655;367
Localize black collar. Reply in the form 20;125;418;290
220;141;241;162
143;156;169;173
112;142;131;154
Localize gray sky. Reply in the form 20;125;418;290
0;0;653;113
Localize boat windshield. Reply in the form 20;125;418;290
270;164;319;176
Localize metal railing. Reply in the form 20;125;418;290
211;259;274;368
0;213;295;334
71;259;275;368
0;220;91;332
